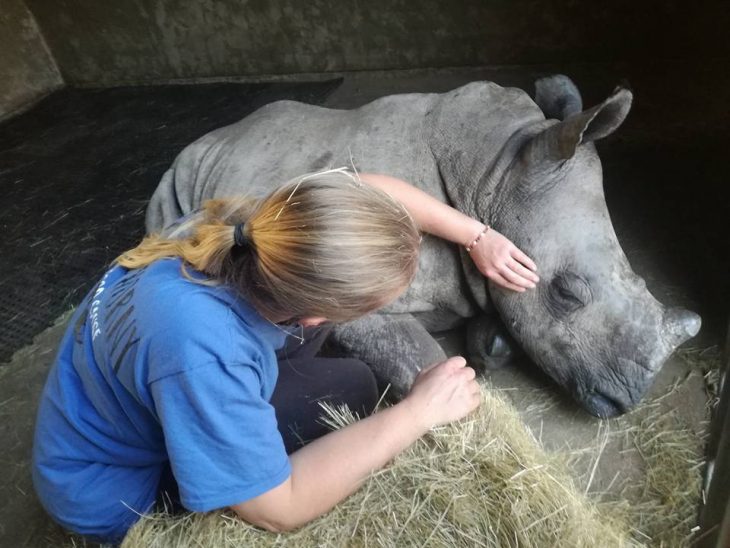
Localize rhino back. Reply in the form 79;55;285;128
147;82;541;231
147;94;447;228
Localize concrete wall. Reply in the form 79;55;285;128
0;0;62;119
24;0;729;86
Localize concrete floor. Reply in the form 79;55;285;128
1;63;726;546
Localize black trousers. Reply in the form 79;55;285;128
271;324;379;453
157;325;378;509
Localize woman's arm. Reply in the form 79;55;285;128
230;356;479;532
358;172;539;292
358;172;485;247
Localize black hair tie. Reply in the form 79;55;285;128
233;223;249;247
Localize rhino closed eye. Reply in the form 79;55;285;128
547;273;591;317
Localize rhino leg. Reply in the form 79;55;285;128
329;313;447;399
466;314;522;371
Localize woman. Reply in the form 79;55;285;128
32;168;538;543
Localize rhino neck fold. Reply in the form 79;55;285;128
427;115;547;224
448;120;553;312
473;120;556;224
431;118;551;223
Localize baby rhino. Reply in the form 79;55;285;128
146;75;701;418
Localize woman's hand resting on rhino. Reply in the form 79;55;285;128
468;227;539;293
355;173;539;293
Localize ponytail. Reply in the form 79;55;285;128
116;196;251;277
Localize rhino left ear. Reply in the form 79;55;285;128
539;87;633;161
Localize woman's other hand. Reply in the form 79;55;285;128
232;356;480;532
404;356;480;429
469;228;539;292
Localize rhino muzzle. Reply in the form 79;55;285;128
581;306;701;418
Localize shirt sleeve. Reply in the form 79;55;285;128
149;360;291;512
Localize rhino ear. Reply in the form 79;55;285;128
539;87;633;161
535;74;583;120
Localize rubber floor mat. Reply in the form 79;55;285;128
0;79;342;363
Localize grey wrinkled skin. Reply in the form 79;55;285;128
146;75;701;417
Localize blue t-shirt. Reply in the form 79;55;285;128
32;258;292;542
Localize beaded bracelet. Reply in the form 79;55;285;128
465;225;490;253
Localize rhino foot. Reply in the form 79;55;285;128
467;315;522;371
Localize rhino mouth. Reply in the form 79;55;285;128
579;356;656;417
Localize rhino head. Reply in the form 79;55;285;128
477;78;700;417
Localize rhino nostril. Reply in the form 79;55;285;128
585;392;626;418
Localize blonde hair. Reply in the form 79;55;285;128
117;169;421;323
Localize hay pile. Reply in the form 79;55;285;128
122;386;633;548
120;347;719;548
613;405;705;545
597;347;720;546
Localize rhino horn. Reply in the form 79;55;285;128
537;86;633;161
663;307;702;348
